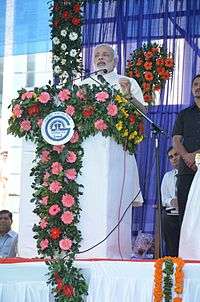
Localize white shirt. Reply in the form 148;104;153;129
80;70;145;105
161;169;178;209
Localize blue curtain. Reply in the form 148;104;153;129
0;0;6;56
83;0;200;249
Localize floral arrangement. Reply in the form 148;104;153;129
8;81;144;301
126;42;175;104
153;257;185;302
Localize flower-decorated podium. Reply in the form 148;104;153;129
18;133;143;259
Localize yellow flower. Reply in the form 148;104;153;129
115;95;128;104
128;132;136;140
115;121;123;131
134;135;144;144
122;129;128;137
120;108;129;118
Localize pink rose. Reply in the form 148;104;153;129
70;131;79;144
65;105;75;116
107;103;118;116
76;90;86;100
49;204;61;216
51;162;63;175
66;151;77;163
40;239;49;250
65;169;77;180
37;119;43;127
59;238;72;251
95;91;109;102
21;91;35;100
40;196;48;205
12;104;22;118
58;89;71;101
20;120;31;131
40;150;50;163
61;211;74;224
49;181;62;193
38;92;51;104
53;145;65;154
39;218;48;229
94;119;108;131
62;194;75;207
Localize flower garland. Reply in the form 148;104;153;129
126;42;175;105
153;257;185;302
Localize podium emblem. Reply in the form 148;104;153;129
41;111;74;145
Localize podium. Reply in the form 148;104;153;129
18;134;143;259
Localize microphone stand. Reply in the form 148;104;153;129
130;102;168;259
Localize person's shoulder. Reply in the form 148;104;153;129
163;169;175;179
8;230;18;239
179;104;196;115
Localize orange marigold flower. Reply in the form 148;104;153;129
157;66;166;75
165;58;174;68
143;82;151;91
134;70;140;78
144;61;152;70
173;298;182;302
136;58;143;66
156;58;164;66
128;70;134;77
144;51;153;59
144;71;154;81
161;71;170;80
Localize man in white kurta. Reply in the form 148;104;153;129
77;44;145;259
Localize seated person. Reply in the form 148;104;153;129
161;147;180;256
0;210;18;258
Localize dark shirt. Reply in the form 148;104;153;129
172;103;200;175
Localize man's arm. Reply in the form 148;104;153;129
173;135;196;168
161;173;176;208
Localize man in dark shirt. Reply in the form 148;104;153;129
172;74;200;224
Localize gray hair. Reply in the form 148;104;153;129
94;44;118;59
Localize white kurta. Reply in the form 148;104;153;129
77;71;144;259
179;164;200;259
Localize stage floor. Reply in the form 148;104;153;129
1;258;200;302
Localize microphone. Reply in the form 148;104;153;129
97;72;109;86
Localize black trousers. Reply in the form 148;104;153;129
177;174;195;225
162;211;180;257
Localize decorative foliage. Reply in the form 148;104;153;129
153;257;185;302
8;81;144;301
126;42;175;104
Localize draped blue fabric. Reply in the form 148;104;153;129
83;0;200;254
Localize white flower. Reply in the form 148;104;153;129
61;71;69;79
61;30;67;37
61;59;66;65
54;65;61;74
61;43;67;51
70;49;78;57
52;37;60;45
53;55;60;62
69;32;78;41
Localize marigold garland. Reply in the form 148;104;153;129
153;257;185;302
126;42;175;105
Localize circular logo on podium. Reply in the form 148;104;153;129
41;111;74;145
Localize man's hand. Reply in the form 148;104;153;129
182;152;195;168
170;198;178;211
119;77;131;98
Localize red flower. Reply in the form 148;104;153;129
128;71;134;77
82;106;94;118
53;19;60;28
161;71;170;80
73;4;81;13
62;284;75;298
53;3;60;11
134;70;140;78
138;122;144;134
27;104;40;116
50;227;61;240
144;71;154;81
154;85;161;91
144;94;152;102
71;17;81;26
63;11;70;20
144;61;152;70
129;113;136;125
